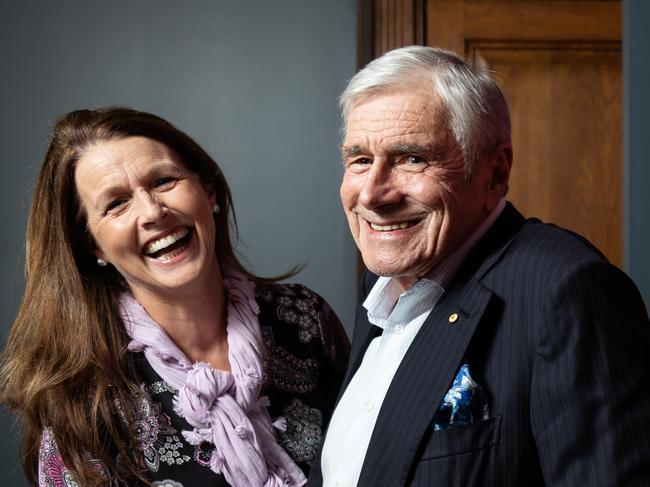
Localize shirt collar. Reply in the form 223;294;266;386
363;276;443;329
362;197;506;329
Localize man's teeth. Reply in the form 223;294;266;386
370;221;415;231
144;228;189;255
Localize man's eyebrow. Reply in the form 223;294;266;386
341;145;364;158
341;143;437;159
387;143;435;157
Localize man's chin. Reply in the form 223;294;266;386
364;260;414;278
364;257;432;286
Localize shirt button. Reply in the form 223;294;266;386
363;401;374;412
395;324;404;334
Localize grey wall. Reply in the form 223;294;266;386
0;1;356;483
624;0;650;308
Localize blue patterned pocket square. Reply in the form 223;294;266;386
432;363;489;431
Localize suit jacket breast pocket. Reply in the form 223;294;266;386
409;416;503;487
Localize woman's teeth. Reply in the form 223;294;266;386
155;246;186;261
370;221;415;231
144;228;189;255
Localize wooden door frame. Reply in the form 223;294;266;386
357;0;427;66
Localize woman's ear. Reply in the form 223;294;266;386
82;229;108;266
203;182;217;206
93;245;109;266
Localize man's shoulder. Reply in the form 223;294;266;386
511;217;608;268
480;214;628;298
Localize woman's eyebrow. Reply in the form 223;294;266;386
92;162;182;205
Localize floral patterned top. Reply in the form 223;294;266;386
38;283;349;486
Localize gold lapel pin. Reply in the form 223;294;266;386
448;313;459;323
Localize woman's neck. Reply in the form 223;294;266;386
129;265;230;371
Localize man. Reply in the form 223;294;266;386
308;46;650;486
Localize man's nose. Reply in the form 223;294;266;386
135;190;166;225
357;161;401;209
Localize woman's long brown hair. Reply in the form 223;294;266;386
0;108;296;485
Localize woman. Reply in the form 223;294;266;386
0;108;349;486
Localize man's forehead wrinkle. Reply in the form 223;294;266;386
343;92;451;157
349;112;429;137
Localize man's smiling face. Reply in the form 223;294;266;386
340;89;497;286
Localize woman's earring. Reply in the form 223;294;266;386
213;204;220;214
97;257;108;267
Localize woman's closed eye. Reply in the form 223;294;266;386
153;176;177;189
104;198;128;214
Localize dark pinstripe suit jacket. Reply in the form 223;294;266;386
308;202;650;486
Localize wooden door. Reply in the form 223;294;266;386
361;0;622;266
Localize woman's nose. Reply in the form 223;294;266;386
135;190;166;225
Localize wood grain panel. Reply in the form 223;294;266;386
427;1;621;54
373;0;425;56
471;42;622;264
464;2;621;40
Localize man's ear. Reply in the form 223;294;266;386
488;143;512;198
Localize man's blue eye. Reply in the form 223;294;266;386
406;155;425;164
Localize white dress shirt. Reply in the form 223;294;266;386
321;198;506;487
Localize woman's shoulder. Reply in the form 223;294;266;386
255;281;324;309
254;281;349;378
254;282;344;347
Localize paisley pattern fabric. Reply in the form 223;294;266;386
38;429;80;487
277;398;324;464
37;283;349;486
258;285;323;343
432;363;489;431
113;384;190;471
38;429;118;487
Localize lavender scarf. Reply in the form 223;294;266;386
119;270;306;487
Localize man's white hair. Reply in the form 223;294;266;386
339;46;511;175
